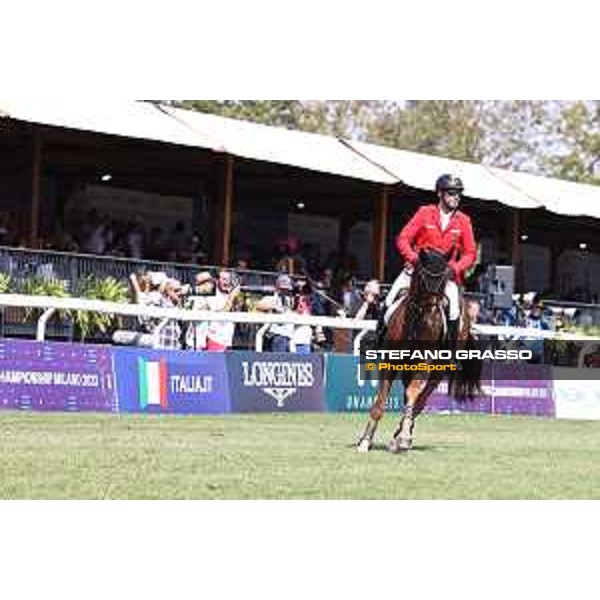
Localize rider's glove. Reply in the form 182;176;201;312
448;263;460;281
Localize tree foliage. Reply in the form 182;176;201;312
546;101;600;184
170;99;600;185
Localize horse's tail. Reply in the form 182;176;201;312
448;333;483;402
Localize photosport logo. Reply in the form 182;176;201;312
138;357;169;410
241;360;315;407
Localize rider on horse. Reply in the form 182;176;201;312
378;174;477;345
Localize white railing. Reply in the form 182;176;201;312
0;294;375;352
0;294;595;354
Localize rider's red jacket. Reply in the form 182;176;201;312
396;205;477;285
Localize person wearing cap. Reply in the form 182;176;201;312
255;274;296;352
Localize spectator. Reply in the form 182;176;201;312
154;278;184;350
525;300;549;363
167;221;189;262
291;279;314;354
130;271;164;304
274;237;307;276
185;271;215;350
255;274;296;352
351;280;384;348
119;271;168;348
127;221;146;259
84;216;107;255
339;275;362;317
189;231;207;264
235;257;262;288
203;270;241;352
525;301;550;331
317;268;334;293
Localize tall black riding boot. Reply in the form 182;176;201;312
375;311;387;348
447;318;460;359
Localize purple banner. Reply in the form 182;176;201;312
427;380;494;414
426;363;493;414
0;338;116;412
425;363;554;417
486;363;554;417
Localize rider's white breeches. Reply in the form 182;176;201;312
385;268;460;321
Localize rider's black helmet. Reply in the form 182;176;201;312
435;174;464;193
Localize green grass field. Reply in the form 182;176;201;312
2;411;600;499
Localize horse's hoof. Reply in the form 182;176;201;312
389;437;413;454
356;439;372;453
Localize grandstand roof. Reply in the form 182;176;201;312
487;166;600;220
0;100;394;185
159;105;395;184
341;139;543;210
1;99;600;218
0;99;219;150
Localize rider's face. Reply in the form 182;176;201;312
440;189;461;211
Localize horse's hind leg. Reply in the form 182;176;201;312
357;370;396;453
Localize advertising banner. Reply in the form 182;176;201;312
114;348;230;414
490;364;555;417
553;368;600;420
324;354;404;413
0;338;116;412
227;352;324;412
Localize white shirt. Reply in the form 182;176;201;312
265;294;295;338
439;207;452;232
206;289;236;347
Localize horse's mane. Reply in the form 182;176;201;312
403;249;449;342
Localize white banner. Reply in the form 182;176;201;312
553;369;600;420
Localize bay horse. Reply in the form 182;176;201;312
357;249;482;453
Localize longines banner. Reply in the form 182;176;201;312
227;352;324;412
114;348;230;414
0;339;116;412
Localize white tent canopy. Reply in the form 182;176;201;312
342;139;544;210
487;166;600;220
0;100;394;185
0;99;221;151
159;105;395;184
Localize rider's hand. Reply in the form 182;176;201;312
448;263;459;281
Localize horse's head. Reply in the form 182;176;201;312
411;248;450;298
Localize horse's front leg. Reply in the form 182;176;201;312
357;371;395;453
389;374;428;453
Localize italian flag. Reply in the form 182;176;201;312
138;358;168;410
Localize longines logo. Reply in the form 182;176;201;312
262;388;297;407
241;361;314;407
